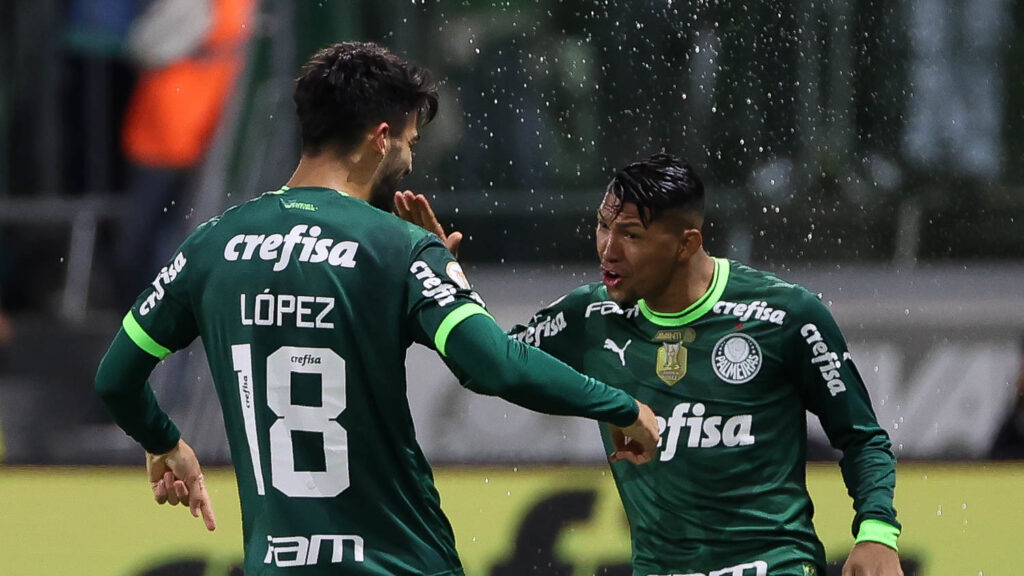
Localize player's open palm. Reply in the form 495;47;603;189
146;438;217;531
842;541;902;576
393;190;463;257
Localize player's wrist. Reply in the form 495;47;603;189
854;519;900;552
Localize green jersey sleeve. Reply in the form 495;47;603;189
403;235;489;354
786;287;900;540
94;225;210;454
507;285;594;370
444;314;639;426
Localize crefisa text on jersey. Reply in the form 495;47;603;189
139;252;187;316
656;402;755;461
801;323;847;397
711;300;786;325
240;289;336;329
223;224;359;271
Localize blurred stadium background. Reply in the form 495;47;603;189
1;1;1023;575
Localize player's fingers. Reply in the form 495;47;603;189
152;478;169;504
393;192;408;218
609;450;642;465
163;472;181;505
445;231;463;258
394;191;415;220
173;479;190;506
412;195;443;231
189;474;217;531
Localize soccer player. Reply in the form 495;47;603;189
396;153;902;576
94;42;660;575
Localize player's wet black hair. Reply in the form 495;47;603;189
605;153;705;228
294;41;438;154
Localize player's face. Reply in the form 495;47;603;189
596;193;684;306
370;113;420;210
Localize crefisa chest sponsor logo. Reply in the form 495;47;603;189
223;224;359;271
711;333;763;384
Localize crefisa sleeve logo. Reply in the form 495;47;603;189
711;333;763;384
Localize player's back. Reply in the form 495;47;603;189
179;187;463;575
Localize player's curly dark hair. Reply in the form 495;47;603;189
293;41;439;154
605;153;705;228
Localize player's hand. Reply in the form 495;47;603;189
146;438;217;531
842;541;902;576
609;401;659;465
394;190;463;257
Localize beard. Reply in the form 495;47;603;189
370;171;402;211
369;146;408;212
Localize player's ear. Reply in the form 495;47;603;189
678;228;702;261
369;122;390;156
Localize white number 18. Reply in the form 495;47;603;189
231;345;349;498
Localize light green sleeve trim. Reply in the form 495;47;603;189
855;519;900;552
122;312;172;360
434;303;493;356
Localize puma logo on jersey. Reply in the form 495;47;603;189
657;402;755;460
224;224;359;271
603;338;631;366
265;534;364;567
801;323;847;397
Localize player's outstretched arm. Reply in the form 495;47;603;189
147;439;217;531
842;541;902;576
442;313;659;461
394;190;463;257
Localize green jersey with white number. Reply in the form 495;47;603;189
125;186;485;575
510;258;899;576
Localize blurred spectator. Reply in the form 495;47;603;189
989;334;1024;460
115;0;254;305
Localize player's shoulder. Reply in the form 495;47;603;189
534;282;640;321
722;259;827;317
725;259;811;298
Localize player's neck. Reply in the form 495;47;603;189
644;250;715;314
286;148;377;203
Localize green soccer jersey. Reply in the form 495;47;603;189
510;258;899;576
123;186;487;575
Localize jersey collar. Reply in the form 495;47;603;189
637;257;730;326
273;185;350;197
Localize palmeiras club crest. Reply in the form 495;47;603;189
711;332;763;384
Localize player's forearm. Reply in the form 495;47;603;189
839;431;900;536
94;328;181;454
445;314;639;426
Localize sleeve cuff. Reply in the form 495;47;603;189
855;519;900;552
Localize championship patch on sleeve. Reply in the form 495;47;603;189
445;261;471;290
